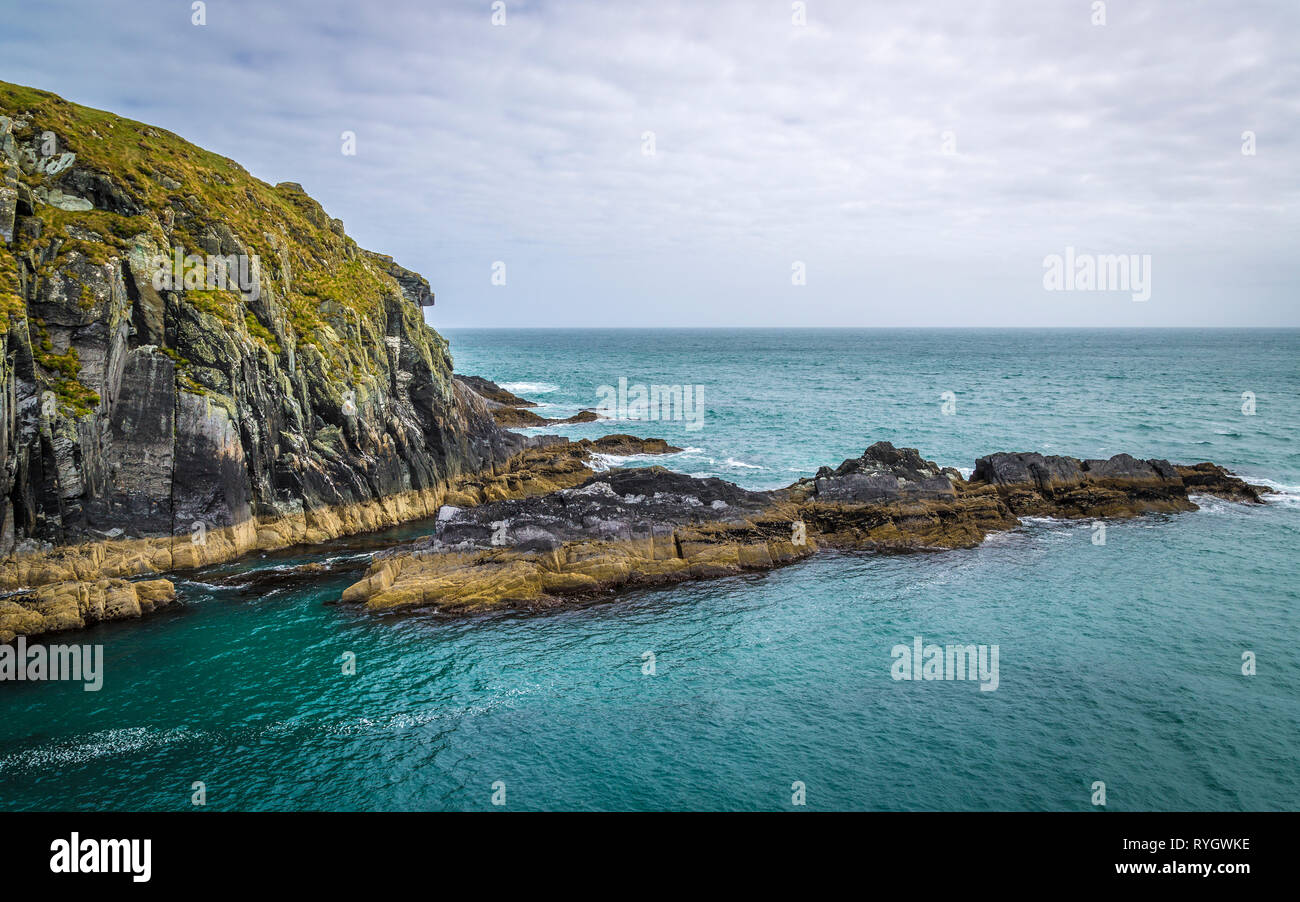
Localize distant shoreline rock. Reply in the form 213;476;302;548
454;374;602;427
454;375;537;408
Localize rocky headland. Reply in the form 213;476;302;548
0;81;675;639
0;81;1275;640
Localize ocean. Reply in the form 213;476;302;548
1;328;1297;810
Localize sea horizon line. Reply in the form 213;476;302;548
439;324;1300;331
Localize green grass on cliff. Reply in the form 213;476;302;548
0;80;429;412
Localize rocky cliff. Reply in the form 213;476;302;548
0;82;519;587
0;82;1276;639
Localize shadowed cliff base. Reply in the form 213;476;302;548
0;434;677;640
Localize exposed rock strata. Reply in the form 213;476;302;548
0;434;677;638
342;467;814;613
340;442;1271;615
0;578;174;642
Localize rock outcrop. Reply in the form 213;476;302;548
342;467;814;613
339;441;1271;615
1174;462;1269;504
969;451;1196;518
0;433;680;638
789;442;1016;551
454;375;535;408
0;578;175;643
455;374;601;428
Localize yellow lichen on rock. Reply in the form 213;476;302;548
0;577;175;642
342;524;817;616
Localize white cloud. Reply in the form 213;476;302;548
2;0;1297;325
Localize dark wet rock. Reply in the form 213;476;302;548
424;467;771;555
454;375;535;407
202;558;367;595
589;433;682;455
971;451;1194;517
454;374;602;428
814;441;957;503
1175;463;1269;503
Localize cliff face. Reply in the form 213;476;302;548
0;81;516;562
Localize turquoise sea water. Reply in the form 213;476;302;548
1;328;1297;811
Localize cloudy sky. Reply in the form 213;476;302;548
2;0;1297;326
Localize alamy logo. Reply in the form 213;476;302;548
891;636;999;691
149;247;260;301
595;377;705;431
50;833;151;882
0;637;103;691
1042;246;1151;302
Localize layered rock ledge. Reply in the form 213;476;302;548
339;441;1271;615
0;578;175;642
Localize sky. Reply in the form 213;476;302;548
1;0;1297;327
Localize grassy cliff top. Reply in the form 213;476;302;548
0;79;445;407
